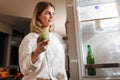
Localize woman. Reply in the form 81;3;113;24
19;1;67;80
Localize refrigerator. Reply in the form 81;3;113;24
65;0;120;80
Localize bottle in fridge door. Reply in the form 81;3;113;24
86;45;96;76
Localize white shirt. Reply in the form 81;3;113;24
19;32;67;80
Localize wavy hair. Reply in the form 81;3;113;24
30;1;55;33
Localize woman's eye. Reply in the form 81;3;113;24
45;12;54;16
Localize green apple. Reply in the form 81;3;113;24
39;33;48;42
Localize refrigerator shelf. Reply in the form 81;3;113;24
80;17;118;22
85;63;120;69
83;75;120;79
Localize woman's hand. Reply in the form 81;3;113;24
31;37;49;63
35;39;49;54
65;19;69;34
63;19;69;40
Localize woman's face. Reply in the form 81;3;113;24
38;6;55;28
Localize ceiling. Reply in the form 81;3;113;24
0;0;40;34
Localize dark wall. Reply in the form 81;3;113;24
0;32;8;66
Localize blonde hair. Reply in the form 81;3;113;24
30;1;55;33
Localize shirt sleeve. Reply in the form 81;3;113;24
19;35;45;76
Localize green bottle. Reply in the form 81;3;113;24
86;45;96;76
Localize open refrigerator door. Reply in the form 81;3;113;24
65;0;120;80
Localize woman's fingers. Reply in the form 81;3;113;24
36;40;49;53
40;40;49;46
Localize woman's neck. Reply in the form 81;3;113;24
40;26;50;34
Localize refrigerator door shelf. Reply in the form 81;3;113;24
85;63;120;68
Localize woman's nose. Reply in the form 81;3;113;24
50;14;54;19
49;12;54;18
